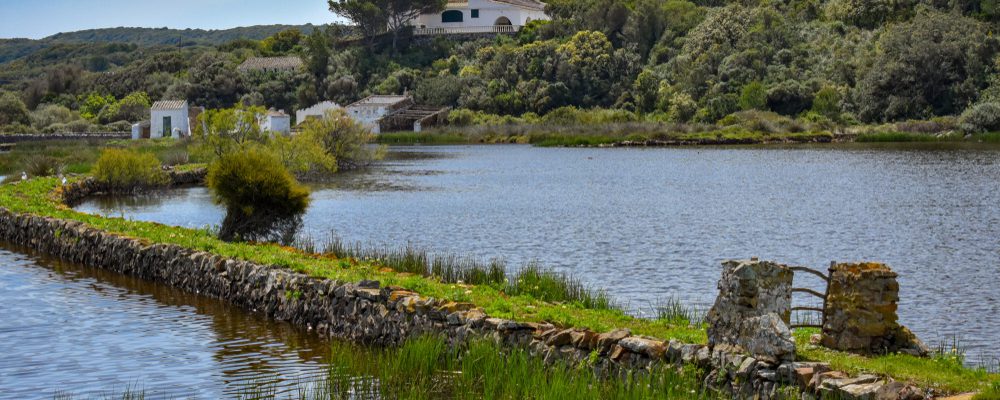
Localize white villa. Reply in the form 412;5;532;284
409;0;549;35
150;100;190;138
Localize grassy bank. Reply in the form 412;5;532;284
379;123;835;147
0;138;189;178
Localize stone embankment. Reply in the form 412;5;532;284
0;178;939;400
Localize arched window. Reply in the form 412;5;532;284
494;16;512;26
442;10;464;23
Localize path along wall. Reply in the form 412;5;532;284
0;177;934;400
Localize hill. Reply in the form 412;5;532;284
0;25;320;64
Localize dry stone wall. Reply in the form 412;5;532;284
706;259;796;364
0;180;935;400
822;262;929;357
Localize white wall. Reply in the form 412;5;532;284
346;105;387;134
151;108;189;139
296;101;342;125
263;116;291;134
411;0;549;29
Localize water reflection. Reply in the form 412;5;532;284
0;243;333;398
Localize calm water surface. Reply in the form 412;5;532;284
0;245;337;399
76;144;1000;364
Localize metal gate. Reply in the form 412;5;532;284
789;265;829;329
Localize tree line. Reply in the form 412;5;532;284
3;0;1000;134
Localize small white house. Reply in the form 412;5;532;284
345;95;414;134
409;0;549;34
261;109;291;135
151;100;189;138
296;101;342;125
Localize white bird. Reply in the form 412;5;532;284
61;176;67;185
21;171;27;181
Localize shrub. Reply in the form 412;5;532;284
767;80;813;116
959;102;1000;133
207;148;310;243
0;92;31;127
24;156;65;177
30;104;77;130
299;109;384;170
91;148;169;190
739;81;768;111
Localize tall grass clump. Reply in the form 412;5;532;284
655;297;704;326
507;263;614;310
24;155;64;177
91;148;168;190
318;335;710;400
315;238;615;310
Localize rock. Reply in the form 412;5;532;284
739;313;796;363
570;330;599;350
705;259;795;362
356;288;382;301
839;382;886;400
618;337;666;359
736;357;757;378
357;280;380;289
546;329;574;347
596;329;630;353
810;370;848;391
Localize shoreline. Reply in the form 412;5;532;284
0;173;995;397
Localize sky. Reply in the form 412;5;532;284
0;0;340;39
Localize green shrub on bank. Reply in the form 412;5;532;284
207;148;310;242
959;102;1000;133
91;148;168;190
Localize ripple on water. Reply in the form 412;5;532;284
0;246;336;398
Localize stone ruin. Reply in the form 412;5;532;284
707;259;928;362
821;262;929;356
705;259;797;363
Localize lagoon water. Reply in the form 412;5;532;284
76;144;1000;365
0;245;336;398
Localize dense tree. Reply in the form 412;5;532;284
853;11;998;122
328;0;447;51
185;52;241;108
0;92;31;126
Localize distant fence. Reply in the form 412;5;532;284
413;25;522;35
0;133;130;144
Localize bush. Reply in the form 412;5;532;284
24;156;65;177
0;92;30;127
299;109;384;171
959;102;1000;133
207;148;310;243
92;148;169;190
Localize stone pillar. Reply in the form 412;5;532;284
706;259;795;363
821;262;928;356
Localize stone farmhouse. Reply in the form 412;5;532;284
409;0;549;35
344;95;449;134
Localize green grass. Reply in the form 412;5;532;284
794;329;999;394
377;131;474;145
316;335;712;400
0;138;188;176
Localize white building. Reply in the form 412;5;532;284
296;101;342;126
150;100;190;138
409;0;549;35
261;110;291;135
345;95;414;134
